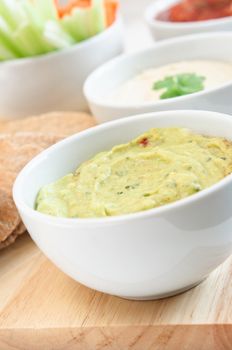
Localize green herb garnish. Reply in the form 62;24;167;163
153;73;205;99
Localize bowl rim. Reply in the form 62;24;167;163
13;109;232;227
0;16;122;68
145;0;232;29
84;31;232;109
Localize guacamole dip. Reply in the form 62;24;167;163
36;128;232;218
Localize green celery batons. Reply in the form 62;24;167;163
0;0;108;60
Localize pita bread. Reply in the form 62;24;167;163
0;133;60;250
0;222;25;250
0;189;21;243
0;111;96;137
0;112;96;249
0;133;61;174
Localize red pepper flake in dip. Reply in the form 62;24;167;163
139;137;149;147
156;0;232;22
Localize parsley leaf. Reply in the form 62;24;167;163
153;73;205;99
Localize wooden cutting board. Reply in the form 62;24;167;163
0;234;231;350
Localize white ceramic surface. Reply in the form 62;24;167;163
84;32;232;123
0;17;123;120
13;110;232;300
145;0;232;41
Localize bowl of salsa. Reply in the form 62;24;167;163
158;0;232;23
145;0;232;40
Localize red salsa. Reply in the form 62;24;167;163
157;0;232;22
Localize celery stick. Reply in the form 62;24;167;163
61;0;106;42
90;0;106;34
0;42;16;60
43;21;75;50
0;0;26;30
63;8;90;41
20;0;45;27
85;7;100;37
0;34;20;59
33;0;58;21
14;22;49;57
61;14;82;42
20;1;55;52
0;17;25;57
0;0;18;29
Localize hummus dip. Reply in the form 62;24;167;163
36;128;232;218
106;60;232;104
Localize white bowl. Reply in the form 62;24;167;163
0;17;123;120
145;0;232;41
13;110;232;300
84;32;232;123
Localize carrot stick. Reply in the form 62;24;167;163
105;0;118;26
57;0;91;18
55;0;118;26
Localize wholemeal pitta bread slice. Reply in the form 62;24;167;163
0;220;25;250
0;112;96;250
0;133;61;174
0;111;96;137
0;133;62;249
0;189;21;243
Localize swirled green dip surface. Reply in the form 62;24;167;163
36;128;232;218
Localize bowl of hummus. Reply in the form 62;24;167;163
13;110;232;300
145;0;232;41
84;32;232;123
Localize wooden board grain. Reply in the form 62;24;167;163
0;235;231;350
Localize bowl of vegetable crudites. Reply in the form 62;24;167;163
0;0;123;119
